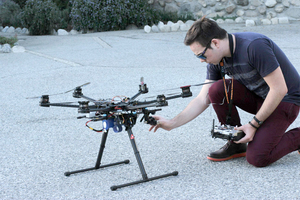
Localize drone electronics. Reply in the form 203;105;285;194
29;77;213;191
211;119;245;141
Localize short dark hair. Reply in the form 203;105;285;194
184;17;227;47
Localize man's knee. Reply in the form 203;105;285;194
208;80;224;99
246;152;270;167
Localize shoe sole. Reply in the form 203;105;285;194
207;152;246;162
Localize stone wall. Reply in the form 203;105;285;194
148;0;300;22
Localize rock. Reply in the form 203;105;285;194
274;4;284;13
226;4;236;14
185;20;195;29
12;45;25;53
290;0;300;6
261;18;272;25
161;25;171;32
21;28;29;35
245;10;259;17
15;27;22;34
2;26;9;33
255;19;262;26
282;0;290;7
57;29;69;36
278;17;289;23
216;19;225;23
167;21;174;26
265;0;277;7
180;24;189;31
7;26;15;33
157;21;165;31
171;23;180;31
266;11;277;19
235;17;244;23
271;17;279;24
236;9;245;16
2;44;11;53
236;0;249;6
177;20;184;25
165;3;178;13
286;7;300;19
215;3;225;12
251;0;263;6
148;0;154;4
158;0;165;6
245;19;255;26
151;25;159;33
258;5;267;14
144;25;151;33
225;19;235;23
51;29;57;35
70;30;79;35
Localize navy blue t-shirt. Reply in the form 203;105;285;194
206;32;300;105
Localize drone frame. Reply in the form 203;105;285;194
38;79;193;190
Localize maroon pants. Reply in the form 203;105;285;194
208;79;300;167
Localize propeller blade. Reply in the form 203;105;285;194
26;82;91;99
26;92;63;99
64;82;91;93
155;81;215;93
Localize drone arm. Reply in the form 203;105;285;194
130;91;143;101
128;86;193;109
165;94;182;100
130;82;149;101
164;86;192;100
40;102;79;108
80;95;97;102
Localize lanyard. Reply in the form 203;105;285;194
220;33;234;124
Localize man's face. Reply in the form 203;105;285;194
190;41;221;65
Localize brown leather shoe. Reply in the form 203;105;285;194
207;141;247;161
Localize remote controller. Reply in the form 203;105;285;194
211;119;245;141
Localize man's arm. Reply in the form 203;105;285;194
149;79;214;132
236;66;288;143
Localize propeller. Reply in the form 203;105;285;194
155;81;215;93
26;82;91;99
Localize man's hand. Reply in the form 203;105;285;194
234;123;257;143
148;115;174;132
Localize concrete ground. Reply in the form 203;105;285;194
1;22;300;199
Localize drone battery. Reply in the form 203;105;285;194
102;119;114;130
102;119;122;133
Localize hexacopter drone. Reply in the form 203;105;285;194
29;77;210;190
28;77;240;190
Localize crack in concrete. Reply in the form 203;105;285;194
25;50;83;67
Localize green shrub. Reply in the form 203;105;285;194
21;0;60;35
69;0;161;32
57;8;72;30
158;11;195;23
11;0;27;8
0;0;22;27
53;0;70;10
0;36;18;46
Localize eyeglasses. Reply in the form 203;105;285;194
195;41;211;60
